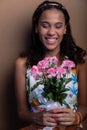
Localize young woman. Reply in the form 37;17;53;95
15;1;87;130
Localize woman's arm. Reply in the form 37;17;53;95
77;59;87;121
15;57;57;127
15;57;34;124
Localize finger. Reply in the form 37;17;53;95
44;119;57;127
60;121;73;126
55;109;75;119
56;116;76;126
56;112;75;118
44;116;57;123
43;115;57;126
56;108;73;113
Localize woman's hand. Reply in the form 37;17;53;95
33;110;57;127
51;108;77;126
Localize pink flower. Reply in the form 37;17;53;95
47;68;56;78
37;60;49;71
30;57;75;81
56;67;67;75
56;67;66;79
30;65;40;79
44;56;58;68
45;56;58;64
61;60;75;70
44;57;50;62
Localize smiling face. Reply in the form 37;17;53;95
36;8;66;56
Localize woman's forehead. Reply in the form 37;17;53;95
39;9;65;22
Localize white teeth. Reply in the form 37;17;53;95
46;38;57;43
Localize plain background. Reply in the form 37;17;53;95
0;0;87;129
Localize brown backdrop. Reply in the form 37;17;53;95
0;0;87;130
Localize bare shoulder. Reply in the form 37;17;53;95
77;58;87;73
15;57;27;73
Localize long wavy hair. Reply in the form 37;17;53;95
26;0;87;67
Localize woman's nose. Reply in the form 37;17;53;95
47;27;56;36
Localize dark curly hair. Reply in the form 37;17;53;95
26;0;87;67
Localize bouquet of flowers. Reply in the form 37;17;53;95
30;56;75;111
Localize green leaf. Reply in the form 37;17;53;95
47;92;53;100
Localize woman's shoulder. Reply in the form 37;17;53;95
77;57;87;73
15;57;27;72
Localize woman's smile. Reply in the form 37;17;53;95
45;37;58;45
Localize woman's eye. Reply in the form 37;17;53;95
41;23;49;28
56;23;63;29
